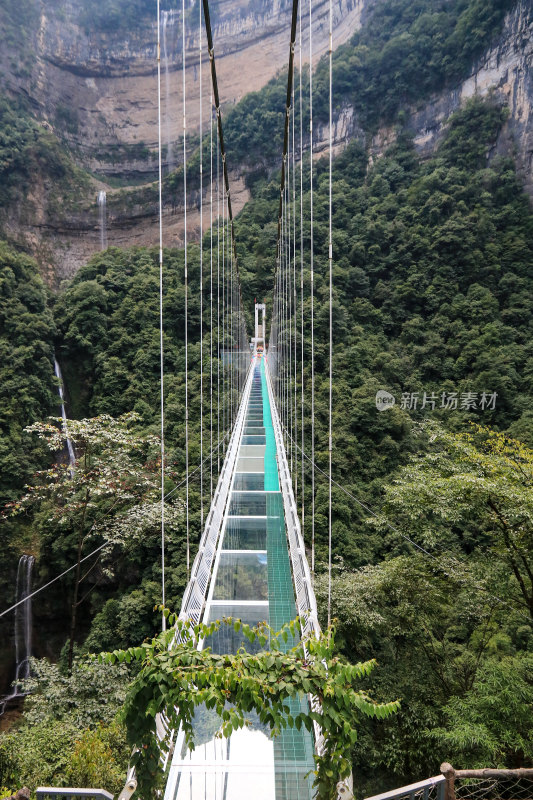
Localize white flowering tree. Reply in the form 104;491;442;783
7;412;183;670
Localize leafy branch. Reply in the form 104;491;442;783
99;612;400;800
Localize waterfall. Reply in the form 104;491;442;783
161;10;174;173
54;357;76;474
97;190;107;250
0;555;35;716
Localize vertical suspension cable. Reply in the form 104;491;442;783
287;120;293;477
182;0;190;580
210;91;214;499
283;171;291;446
327;0;333;629
229;214;232;419
287;169;291;461
221;184;226;446
157;0;166;631
309;0;316;575
216;124;220;472
299;4;305;532
292;76;298;507
199;0;204;529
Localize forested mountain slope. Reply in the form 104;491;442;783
0;0;532;794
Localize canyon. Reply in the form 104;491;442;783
1;0;533;284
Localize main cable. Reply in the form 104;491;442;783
157;0;166;631
182;0;190;580
199;0;204;528
327;0;333;629
202;0;243;305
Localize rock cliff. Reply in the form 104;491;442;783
368;1;533;194
1;0;364;176
1;0;533;284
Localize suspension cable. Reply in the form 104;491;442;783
199;0;204;529
327;0;333;629
182;0;190;580
157;0;166;631
275;0;299;262
292;76;298;507
299;4;305;533
210;90;214;499
309;0;316;575
216;126;220;472
221;181;226;444
202;0;243;309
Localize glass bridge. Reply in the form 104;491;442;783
163;357;317;800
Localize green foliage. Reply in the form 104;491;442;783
371;422;533;618
0;241;56;504
431;653;533;766
101;613;399;800
0;96;90;215
235;99;533;570
0;718;79;789
65;722;128;792
10;412;183;668
0;657;129;792
221;0;516;169
315;0;515;129
315;554;533;790
54;247;199;426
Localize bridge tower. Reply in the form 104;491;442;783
252;302;266;352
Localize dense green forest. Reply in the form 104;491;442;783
1;0;532;795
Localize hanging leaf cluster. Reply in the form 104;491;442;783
100;612;400;800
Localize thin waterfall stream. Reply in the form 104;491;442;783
54;357;76;474
0;555;35;716
97;190;107;249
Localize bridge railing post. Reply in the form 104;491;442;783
441;763;456;800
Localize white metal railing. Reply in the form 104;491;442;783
157;358;255;771
365;775;446;800
178;358;254;626
264;357;354;800
264;359;320;638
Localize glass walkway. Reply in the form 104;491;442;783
163;356;316;800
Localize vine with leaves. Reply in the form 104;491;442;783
100;611;400;799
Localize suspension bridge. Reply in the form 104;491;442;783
151;0;336;792
1;0;337;792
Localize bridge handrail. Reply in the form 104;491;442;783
177;358;254;627
365;776;446;800
157;358;255;769
36;791;114;800
264;358;320;636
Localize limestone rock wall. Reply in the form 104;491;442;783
372;1;533;194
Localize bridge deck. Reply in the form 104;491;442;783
163;357;315;800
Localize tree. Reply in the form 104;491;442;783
431;652;533;768
0;657;129;792
313;555;518;789
370;423;533;620
7;412;183;670
101;614;399;800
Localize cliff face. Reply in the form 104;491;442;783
0;0;365;282
1;0;364;177
2;0;533;285
367;1;533;193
